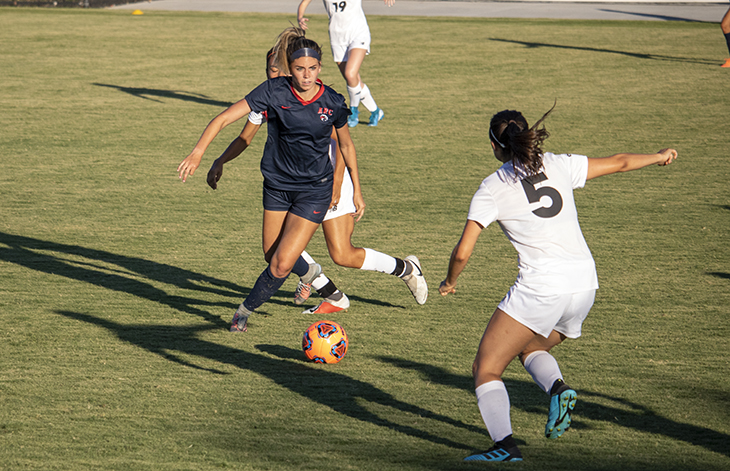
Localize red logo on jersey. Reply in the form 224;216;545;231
318;107;333;122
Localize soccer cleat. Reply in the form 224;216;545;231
348;106;359;127
464;444;523;462
302;293;350;314
368;107;384;126
294;280;312;305
402;255;427;305
545;379;577;439
722;58;730;68
229;312;248;333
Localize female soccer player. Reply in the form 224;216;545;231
204;28;427;315
297;0;395;127
439;106;677;461
178;33;360;333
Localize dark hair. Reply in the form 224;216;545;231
271;27;322;75
266;47;275;69
489;103;555;176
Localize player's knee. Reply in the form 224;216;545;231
329;246;359;268
269;259;293;279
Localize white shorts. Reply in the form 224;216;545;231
324;168;355;221
498;285;596;339
329;28;371;63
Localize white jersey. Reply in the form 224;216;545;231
323;0;369;44
467;152;598;295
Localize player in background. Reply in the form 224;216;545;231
721;6;730;68
439;105;677;462
205;27;427;314
297;0;395;127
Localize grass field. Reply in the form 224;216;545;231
1;6;729;470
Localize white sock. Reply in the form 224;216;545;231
360;248;396;274
523;351;563;394
300;250;316;265
475;381;512;443
311;274;329;291
359;83;377;112
347;84;362;108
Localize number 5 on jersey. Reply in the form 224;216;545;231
521;173;563;218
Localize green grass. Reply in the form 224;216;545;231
1;7;728;470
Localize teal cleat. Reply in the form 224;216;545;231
464;444;522;462
348;106;359;127
545;380;577;439
368;107;384;126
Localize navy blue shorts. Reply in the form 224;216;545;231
262;185;332;224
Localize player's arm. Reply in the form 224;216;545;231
297;0;313;30
207;120;261;190
586;148;677;180
334;124;365;221
177;98;252;182
329;128;345;209
439;219;484;296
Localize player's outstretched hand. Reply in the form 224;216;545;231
298;17;309;30
657;148;678;166
207;159;224;190
178;151;203;182
439;280;456;296
384;0;395;6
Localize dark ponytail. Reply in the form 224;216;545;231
489;103;555;176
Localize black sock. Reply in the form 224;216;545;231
390;258;412;277
317;280;338;299
495;435;522;457
725;32;730;56
243;266;288;312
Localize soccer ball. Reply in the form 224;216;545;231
302;320;348;364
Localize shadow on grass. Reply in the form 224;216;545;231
709;272;730;280
377;356;730;458
0;232;406;321
0;232;248;325
598;9;712;23
56;310;484;451
93;83;234;108
488;38;718;66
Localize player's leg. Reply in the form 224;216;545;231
321;214;427;304
338;48;383;126
722;7;730;67
465;309;535;462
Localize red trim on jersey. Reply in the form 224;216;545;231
290;79;325;106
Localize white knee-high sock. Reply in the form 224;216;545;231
359;83;377;112
360;248;397;274
475;381;512;443
347;84;362;108
522;351;563;394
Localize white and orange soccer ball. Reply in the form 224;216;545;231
302;320;348;364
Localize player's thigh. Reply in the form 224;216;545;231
262;210;288;259
474;309;537;383
269;213;321;278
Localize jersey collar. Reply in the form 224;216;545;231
289;79;325;106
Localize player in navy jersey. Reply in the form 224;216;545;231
198;28;427;315
439;106;677;462
178;32;363;333
297;0;394;127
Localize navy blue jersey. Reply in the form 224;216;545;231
245;76;349;191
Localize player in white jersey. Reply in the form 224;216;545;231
200;29;427;315
297;0;395;127
439;106;677;462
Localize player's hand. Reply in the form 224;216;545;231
384;0;395;6
439;280;456;296
352;191;365;222
298;17;309;30
207;159;224;190
178;151;203;182
657;148;677;166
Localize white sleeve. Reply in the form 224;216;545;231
467;180;498;228
248;111;264;126
566;153;589;189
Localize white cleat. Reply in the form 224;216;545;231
402;255;427;305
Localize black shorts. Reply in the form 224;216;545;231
262;185;332;224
